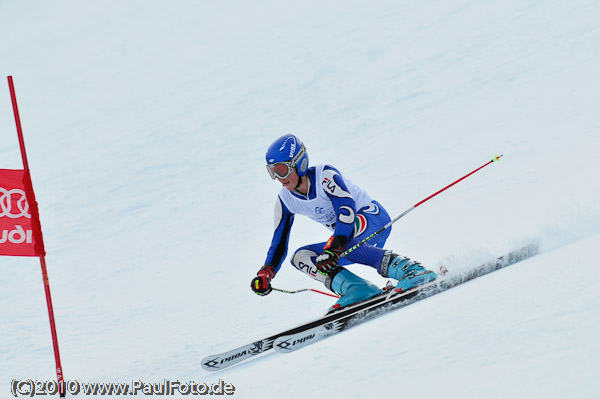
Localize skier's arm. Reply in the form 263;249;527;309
321;166;356;245
250;197;294;295
315;166;357;274
251;196;294;295
264;196;295;273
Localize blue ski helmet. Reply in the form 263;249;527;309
265;134;309;179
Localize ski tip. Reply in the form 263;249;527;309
492;154;503;162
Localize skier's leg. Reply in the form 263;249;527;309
290;244;382;309
380;252;437;292
346;201;437;290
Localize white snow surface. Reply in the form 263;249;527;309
1;1;599;398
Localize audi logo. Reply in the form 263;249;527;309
0;187;31;219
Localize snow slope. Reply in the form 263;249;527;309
1;0;599;398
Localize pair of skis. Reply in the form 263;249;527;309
202;243;538;371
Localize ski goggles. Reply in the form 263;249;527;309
266;145;306;180
266;162;295;180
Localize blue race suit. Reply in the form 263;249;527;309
264;164;392;284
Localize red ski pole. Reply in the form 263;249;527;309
341;155;503;258
272;287;340;298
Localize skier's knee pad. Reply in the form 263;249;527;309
291;249;328;285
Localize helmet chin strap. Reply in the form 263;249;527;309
295;174;303;190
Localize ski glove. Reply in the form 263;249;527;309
316;235;347;275
251;265;275;296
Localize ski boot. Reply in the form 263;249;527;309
381;252;437;293
328;268;383;311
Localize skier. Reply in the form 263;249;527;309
251;134;437;310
